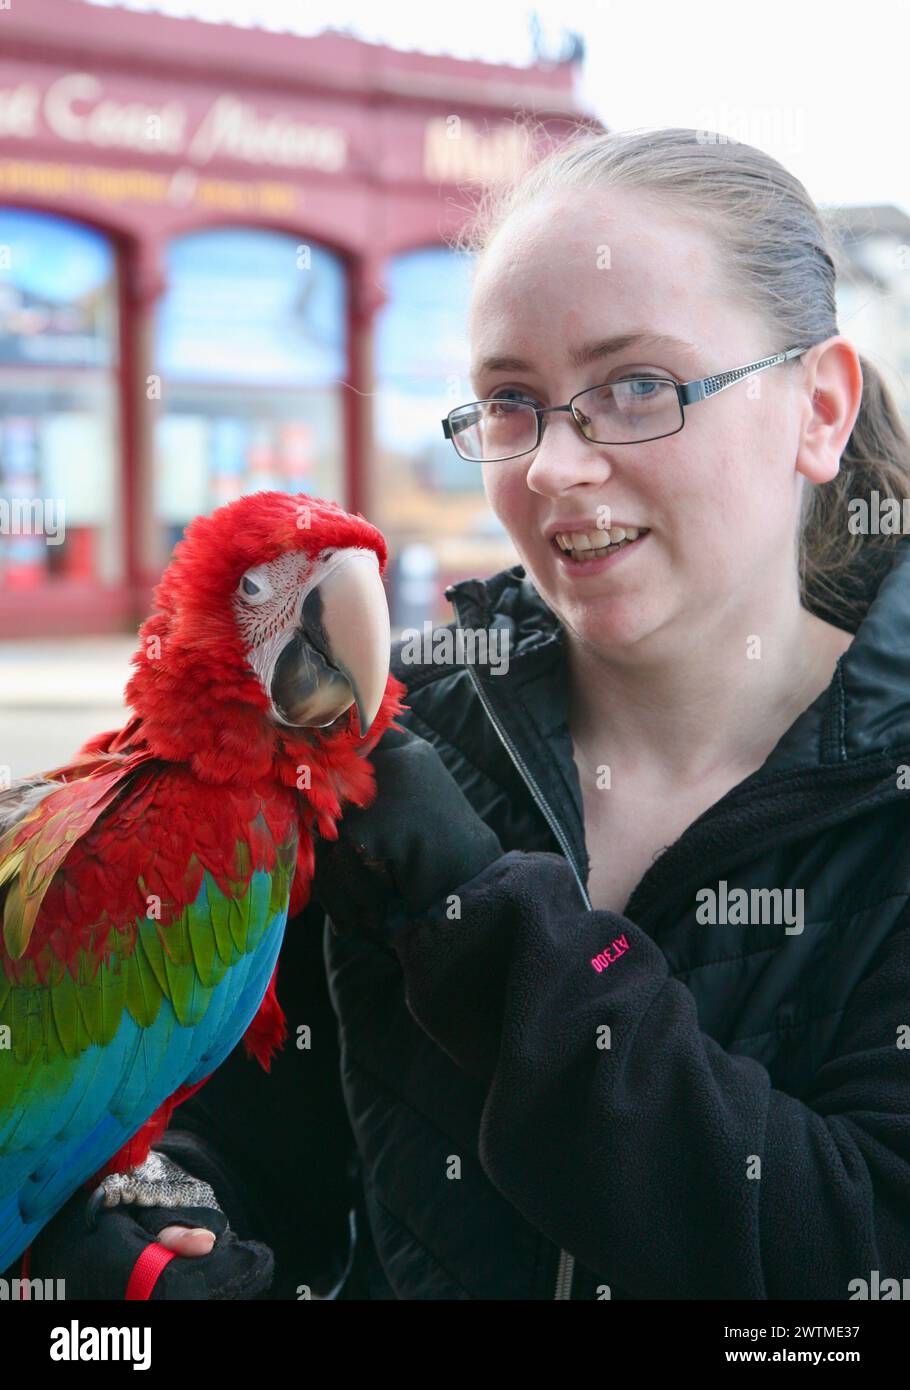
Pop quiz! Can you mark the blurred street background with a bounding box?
[2,0,910,769]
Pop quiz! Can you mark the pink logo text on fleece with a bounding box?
[591,934,630,973]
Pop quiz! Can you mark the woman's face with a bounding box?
[470,189,809,657]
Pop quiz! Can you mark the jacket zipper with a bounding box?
[554,1249,575,1299]
[450,606,592,915]
[450,595,588,1299]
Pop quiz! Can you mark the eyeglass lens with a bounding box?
[450,380,683,460]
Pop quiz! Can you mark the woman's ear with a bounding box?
[795,335,864,485]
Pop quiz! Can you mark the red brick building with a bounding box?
[0,0,596,635]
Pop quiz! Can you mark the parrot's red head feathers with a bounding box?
[153,491,389,614]
[124,492,406,794]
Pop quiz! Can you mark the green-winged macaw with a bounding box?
[0,490,406,1269]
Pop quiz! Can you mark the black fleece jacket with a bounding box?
[391,846,910,1298]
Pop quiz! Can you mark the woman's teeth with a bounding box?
[554,526,648,561]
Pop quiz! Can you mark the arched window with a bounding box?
[153,227,347,562]
[0,209,120,591]
[374,246,515,628]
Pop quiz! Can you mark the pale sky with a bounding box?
[84,0,909,217]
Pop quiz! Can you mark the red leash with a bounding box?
[124,1242,178,1299]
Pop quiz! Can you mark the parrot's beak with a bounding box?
[270,547,391,737]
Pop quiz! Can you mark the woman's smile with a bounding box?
[550,527,652,577]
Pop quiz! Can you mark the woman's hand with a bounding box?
[311,725,504,940]
[26,1147,274,1299]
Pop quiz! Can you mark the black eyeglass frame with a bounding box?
[440,346,810,461]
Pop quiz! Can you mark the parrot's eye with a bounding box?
[237,568,273,605]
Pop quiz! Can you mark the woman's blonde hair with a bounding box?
[452,125,910,632]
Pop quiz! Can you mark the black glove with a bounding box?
[26,1139,274,1300]
[311,724,503,944]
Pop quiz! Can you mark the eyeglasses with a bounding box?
[441,346,809,462]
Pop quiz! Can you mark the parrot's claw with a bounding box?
[86,1151,221,1231]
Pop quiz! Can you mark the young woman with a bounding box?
[28,126,910,1300]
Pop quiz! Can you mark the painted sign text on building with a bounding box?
[0,72,347,171]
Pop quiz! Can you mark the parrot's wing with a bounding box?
[0,778,59,840]
[0,756,153,961]
[0,720,156,959]
[0,764,297,1268]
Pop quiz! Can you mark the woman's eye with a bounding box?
[491,388,536,402]
[614,367,676,386]
[488,389,539,413]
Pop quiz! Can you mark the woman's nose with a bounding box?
[524,411,613,495]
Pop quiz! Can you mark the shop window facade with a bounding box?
[374,245,515,629]
[153,227,347,563]
[0,208,121,591]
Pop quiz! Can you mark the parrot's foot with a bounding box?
[86,1151,221,1231]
